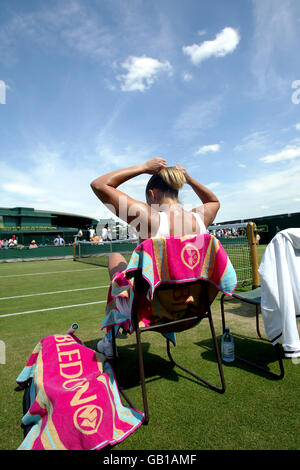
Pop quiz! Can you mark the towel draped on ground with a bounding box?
[16,334,144,450]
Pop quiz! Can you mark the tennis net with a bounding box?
[209,222,259,289]
[73,223,259,290]
[73,238,138,267]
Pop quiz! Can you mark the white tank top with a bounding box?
[154,211,206,237]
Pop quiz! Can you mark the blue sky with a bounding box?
[1,0,300,223]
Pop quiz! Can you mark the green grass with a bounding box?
[0,254,299,450]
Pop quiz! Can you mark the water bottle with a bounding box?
[66,323,79,335]
[221,326,235,362]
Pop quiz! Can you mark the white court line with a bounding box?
[0,285,110,300]
[0,267,103,278]
[0,300,107,318]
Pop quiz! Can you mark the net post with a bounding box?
[73,241,81,260]
[246,222,260,289]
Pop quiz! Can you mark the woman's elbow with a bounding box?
[90,178,98,189]
[90,179,104,198]
[90,178,103,192]
[211,200,221,220]
[91,179,111,205]
[210,198,220,213]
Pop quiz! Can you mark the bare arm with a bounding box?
[175,165,220,227]
[90,158,167,234]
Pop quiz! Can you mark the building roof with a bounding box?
[0,206,99,230]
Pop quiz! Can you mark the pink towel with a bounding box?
[16,334,144,450]
[102,234,237,336]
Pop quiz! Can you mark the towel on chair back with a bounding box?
[16,335,144,450]
[102,234,237,337]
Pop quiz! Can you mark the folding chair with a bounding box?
[220,289,284,379]
[221,287,265,340]
[108,234,237,423]
[219,222,285,379]
[112,275,226,424]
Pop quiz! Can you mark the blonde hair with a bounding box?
[145,166,186,200]
[159,167,186,190]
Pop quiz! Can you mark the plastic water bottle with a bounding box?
[66,323,79,335]
[221,326,235,362]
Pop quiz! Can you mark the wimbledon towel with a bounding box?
[16,334,144,450]
[102,234,237,338]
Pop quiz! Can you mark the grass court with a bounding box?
[0,251,299,450]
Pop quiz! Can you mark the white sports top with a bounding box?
[154,211,206,237]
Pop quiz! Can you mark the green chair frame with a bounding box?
[220,288,284,380]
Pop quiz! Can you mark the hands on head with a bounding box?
[143,158,189,179]
[91,157,219,230]
[143,157,167,174]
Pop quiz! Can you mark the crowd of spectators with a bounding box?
[0,234,69,249]
[0,226,248,251]
[0,235,18,249]
[208,227,246,238]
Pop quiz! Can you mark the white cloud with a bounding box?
[260,145,300,163]
[195,144,220,155]
[206,181,220,190]
[0,2,115,66]
[234,130,269,152]
[295,122,300,131]
[182,72,193,82]
[2,183,44,196]
[182,27,240,65]
[117,55,173,92]
[216,161,300,221]
[0,137,160,221]
[0,149,100,219]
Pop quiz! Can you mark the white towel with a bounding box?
[258,228,300,358]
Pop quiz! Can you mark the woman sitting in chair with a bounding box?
[90,157,220,357]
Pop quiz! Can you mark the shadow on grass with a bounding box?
[217,296,258,318]
[195,334,284,380]
[85,338,180,388]
[84,337,215,392]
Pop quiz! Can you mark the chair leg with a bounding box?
[255,305,269,341]
[220,294,226,333]
[135,328,150,424]
[166,312,226,394]
[255,304,262,338]
[222,293,268,342]
[110,327,140,413]
[220,296,284,379]
[208,310,226,393]
[111,326,118,360]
